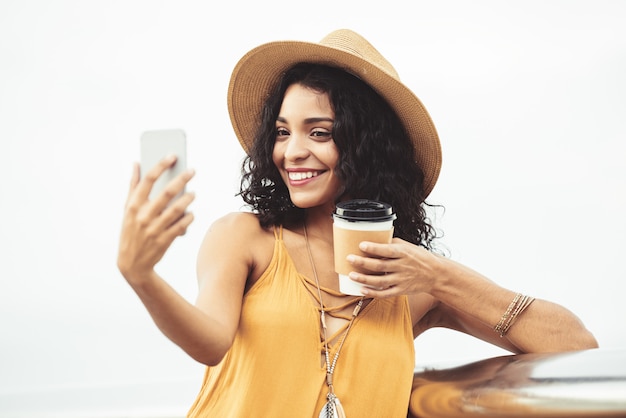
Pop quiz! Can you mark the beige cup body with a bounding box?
[333,218,394,295]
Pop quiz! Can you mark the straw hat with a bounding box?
[227,29,442,197]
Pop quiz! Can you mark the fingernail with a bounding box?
[346,254,356,263]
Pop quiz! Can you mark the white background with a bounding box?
[1,1,625,417]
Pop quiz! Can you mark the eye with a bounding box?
[310,129,332,141]
[276,127,290,139]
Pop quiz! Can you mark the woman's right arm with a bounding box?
[116,158,255,366]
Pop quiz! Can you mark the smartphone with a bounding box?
[140,129,187,202]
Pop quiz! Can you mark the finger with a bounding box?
[151,191,196,233]
[145,167,195,219]
[134,154,179,202]
[348,272,398,298]
[170,211,194,237]
[142,208,195,261]
[124,163,141,206]
[347,253,393,275]
[159,211,195,246]
[359,285,398,298]
[358,241,401,259]
[348,270,392,290]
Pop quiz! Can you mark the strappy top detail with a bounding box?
[187,225,415,418]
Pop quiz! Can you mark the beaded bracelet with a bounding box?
[494,293,535,337]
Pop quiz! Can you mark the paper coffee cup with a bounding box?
[333,199,396,295]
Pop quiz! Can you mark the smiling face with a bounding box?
[272,83,342,212]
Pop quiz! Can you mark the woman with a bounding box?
[117,29,597,417]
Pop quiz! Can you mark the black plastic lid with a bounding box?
[334,199,396,222]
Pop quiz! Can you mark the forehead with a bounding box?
[279,84,333,115]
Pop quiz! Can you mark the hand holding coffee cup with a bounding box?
[333,199,396,295]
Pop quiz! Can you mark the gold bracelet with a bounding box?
[494,293,535,337]
[500,295,535,336]
[494,293,522,336]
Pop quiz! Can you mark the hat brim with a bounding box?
[227,39,442,197]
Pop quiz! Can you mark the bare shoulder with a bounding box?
[199,212,271,258]
[197,212,275,287]
[207,211,266,235]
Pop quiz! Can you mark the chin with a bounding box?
[291,198,336,213]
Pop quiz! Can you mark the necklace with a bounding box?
[304,222,364,418]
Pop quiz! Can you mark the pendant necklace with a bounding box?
[304,222,364,418]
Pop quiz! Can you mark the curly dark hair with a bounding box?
[239,63,440,249]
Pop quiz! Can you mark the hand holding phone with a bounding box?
[118,128,194,287]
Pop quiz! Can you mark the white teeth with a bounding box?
[288,171,319,181]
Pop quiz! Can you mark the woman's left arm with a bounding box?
[346,238,598,353]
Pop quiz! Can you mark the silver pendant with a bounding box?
[319,394,346,418]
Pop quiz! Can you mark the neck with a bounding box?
[303,206,334,243]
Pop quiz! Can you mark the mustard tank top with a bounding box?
[187,226,415,417]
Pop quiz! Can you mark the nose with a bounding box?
[283,134,310,161]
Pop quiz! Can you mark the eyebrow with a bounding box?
[276,116,334,124]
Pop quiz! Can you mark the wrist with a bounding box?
[120,266,159,289]
[422,252,449,295]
